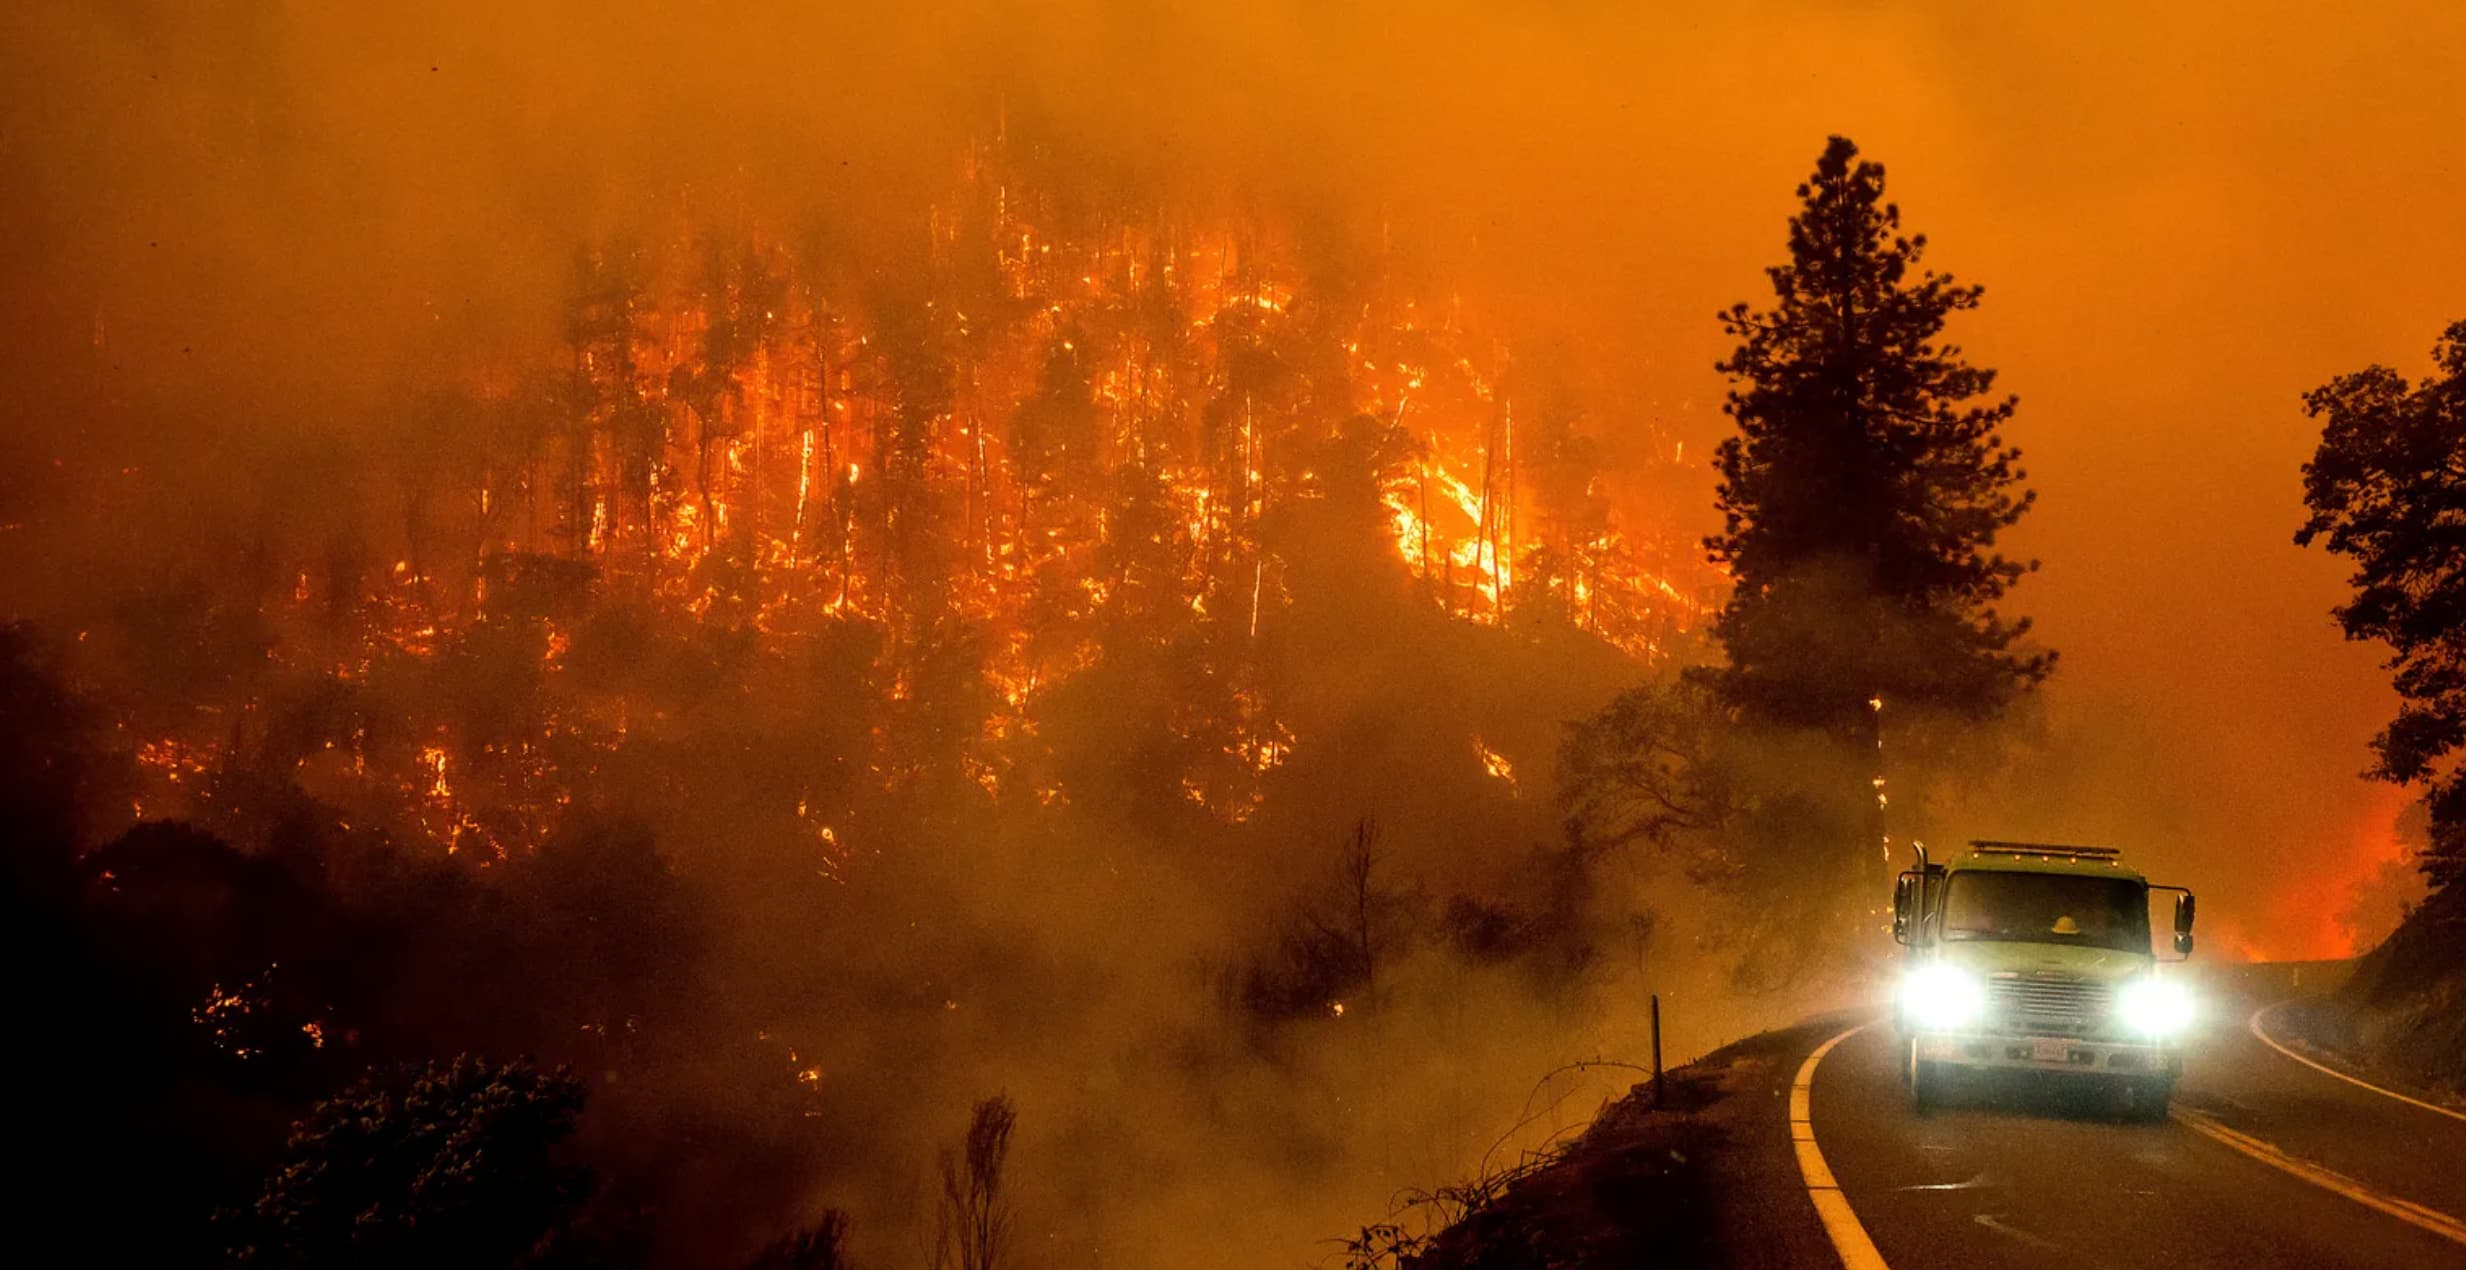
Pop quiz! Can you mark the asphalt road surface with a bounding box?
[1799,964,2466,1269]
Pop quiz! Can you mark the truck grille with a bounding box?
[1987,973,2112,1034]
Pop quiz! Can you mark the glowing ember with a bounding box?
[1474,740,1517,789]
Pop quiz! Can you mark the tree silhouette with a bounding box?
[227,1056,592,1270]
[932,1095,1015,1270]
[747,1210,855,1270]
[2297,320,2466,890]
[1707,136,2049,733]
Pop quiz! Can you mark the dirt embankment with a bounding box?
[2281,883,2466,1103]
[1382,1017,1851,1270]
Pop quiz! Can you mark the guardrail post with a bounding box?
[1651,992,1665,1106]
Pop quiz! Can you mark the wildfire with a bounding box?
[135,738,211,785]
[193,969,276,1060]
[90,134,1713,870]
[1474,739,1517,790]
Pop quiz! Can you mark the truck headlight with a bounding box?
[2117,977,2195,1037]
[1901,964,1986,1031]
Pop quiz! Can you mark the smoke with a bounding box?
[9,2,2460,954]
[7,2,2465,1264]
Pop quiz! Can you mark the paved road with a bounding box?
[1801,964,2466,1268]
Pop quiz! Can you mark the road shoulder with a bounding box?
[1405,1016,1856,1269]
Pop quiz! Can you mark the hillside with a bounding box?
[2287,882,2466,1101]
[1363,1020,1848,1270]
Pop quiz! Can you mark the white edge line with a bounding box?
[1792,1023,1890,1270]
[2249,1000,2466,1125]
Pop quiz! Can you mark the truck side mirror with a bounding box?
[2173,893,2196,957]
[1892,872,1916,944]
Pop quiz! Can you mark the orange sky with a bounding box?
[9,2,2463,956]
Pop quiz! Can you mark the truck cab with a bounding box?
[1892,840,2197,1120]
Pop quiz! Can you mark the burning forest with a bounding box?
[99,133,1716,861]
[14,4,2465,1269]
[6,122,1738,1267]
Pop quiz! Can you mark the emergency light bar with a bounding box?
[1967,839,2123,861]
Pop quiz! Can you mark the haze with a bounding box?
[11,1,2452,954]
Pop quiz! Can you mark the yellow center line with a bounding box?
[1793,1024,1890,1270]
[2172,1106,2466,1248]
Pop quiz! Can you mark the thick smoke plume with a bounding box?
[7,3,2463,1265]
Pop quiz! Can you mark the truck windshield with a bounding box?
[1940,872,2150,953]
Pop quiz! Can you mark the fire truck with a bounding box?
[1892,840,2198,1120]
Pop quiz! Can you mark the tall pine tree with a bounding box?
[1707,136,2050,733]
